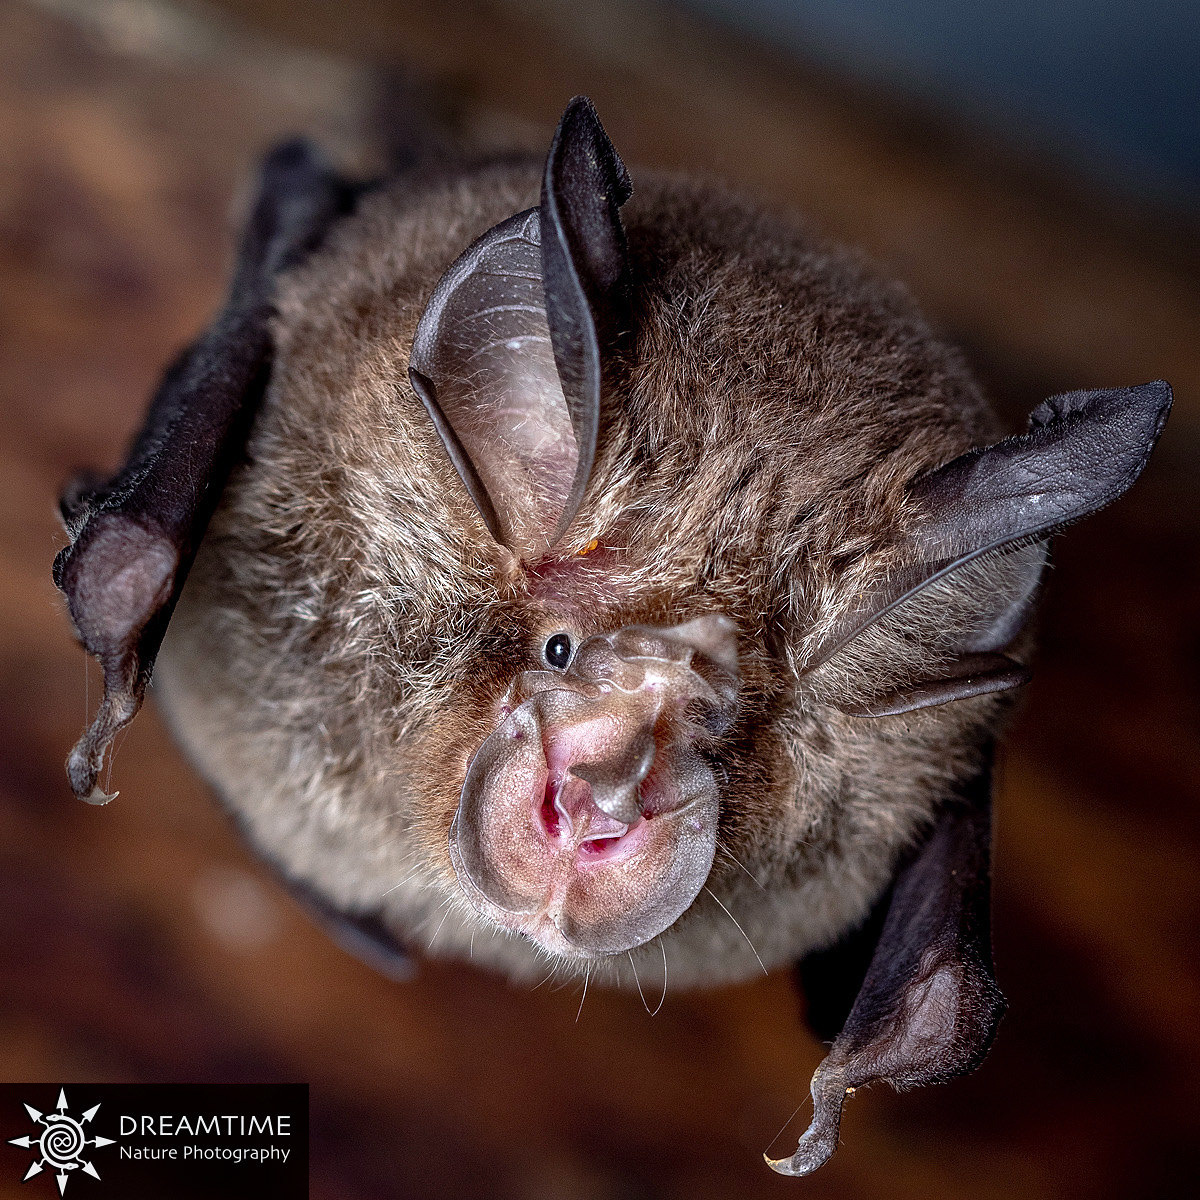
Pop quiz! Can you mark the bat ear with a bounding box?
[53,140,354,804]
[771,748,1004,1176]
[409,95,632,556]
[810,382,1172,713]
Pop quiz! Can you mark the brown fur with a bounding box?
[155,159,1017,988]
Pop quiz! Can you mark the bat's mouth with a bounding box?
[446,617,739,959]
[538,773,646,862]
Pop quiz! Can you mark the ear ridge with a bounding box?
[540,96,633,546]
[407,368,504,543]
[409,97,632,556]
[803,381,1172,686]
[54,140,354,803]
[409,207,575,554]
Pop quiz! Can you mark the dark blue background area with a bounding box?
[682,0,1200,208]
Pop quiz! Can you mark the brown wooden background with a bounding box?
[1,2,1197,1197]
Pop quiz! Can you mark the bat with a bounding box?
[53,97,1171,1175]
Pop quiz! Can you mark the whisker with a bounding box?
[427,905,452,950]
[380,865,426,899]
[704,886,767,975]
[628,950,653,1016]
[718,843,766,891]
[411,894,453,938]
[576,963,591,1023]
[380,877,412,900]
[649,940,668,1017]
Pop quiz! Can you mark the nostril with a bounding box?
[540,786,563,839]
[540,777,576,842]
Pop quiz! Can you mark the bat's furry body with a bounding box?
[158,160,1010,987]
[54,102,1169,1174]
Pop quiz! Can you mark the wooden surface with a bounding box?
[1,2,1197,1197]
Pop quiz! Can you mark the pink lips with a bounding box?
[538,771,648,863]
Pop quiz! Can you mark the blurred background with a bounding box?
[1,1,1197,1197]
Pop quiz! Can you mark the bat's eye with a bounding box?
[543,632,573,669]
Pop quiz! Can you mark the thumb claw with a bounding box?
[81,786,118,806]
[763,1064,850,1177]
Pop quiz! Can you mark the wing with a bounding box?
[284,875,414,983]
[772,747,1004,1176]
[776,381,1172,1173]
[53,140,355,803]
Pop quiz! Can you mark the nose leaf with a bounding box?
[569,726,656,823]
[449,613,743,956]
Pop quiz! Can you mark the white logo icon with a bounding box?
[8,1090,115,1195]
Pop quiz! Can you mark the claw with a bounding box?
[764,1065,851,1177]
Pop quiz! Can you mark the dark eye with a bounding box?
[543,632,573,669]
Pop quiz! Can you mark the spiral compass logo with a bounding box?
[7,1090,115,1195]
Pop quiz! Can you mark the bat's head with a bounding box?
[396,111,735,956]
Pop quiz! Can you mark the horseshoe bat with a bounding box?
[52,98,1171,1175]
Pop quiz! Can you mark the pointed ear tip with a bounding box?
[554,95,597,137]
[1122,378,1173,413]
[555,95,629,185]
[1144,378,1174,419]
[1093,378,1173,426]
[561,95,610,132]
[1120,379,1173,451]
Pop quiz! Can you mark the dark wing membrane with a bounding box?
[53,140,354,803]
[283,875,414,984]
[771,747,1005,1176]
